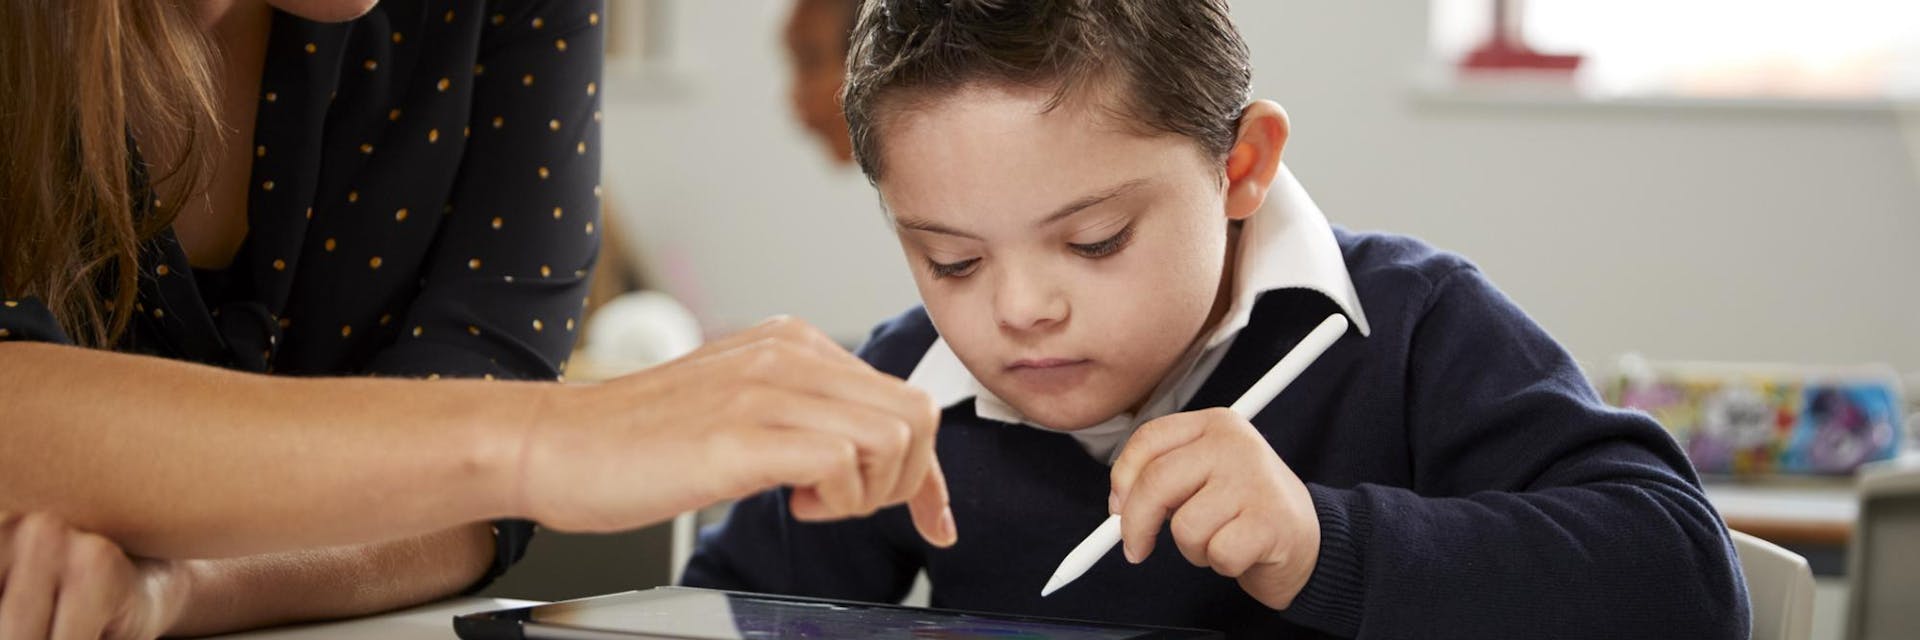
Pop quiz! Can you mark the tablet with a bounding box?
[453,587,1221,639]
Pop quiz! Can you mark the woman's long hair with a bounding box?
[0,0,223,346]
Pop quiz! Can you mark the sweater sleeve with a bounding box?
[1282,265,1750,639]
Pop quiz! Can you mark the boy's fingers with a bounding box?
[1206,515,1268,578]
[1169,485,1240,569]
[1118,447,1211,564]
[904,457,957,548]
[1110,413,1207,507]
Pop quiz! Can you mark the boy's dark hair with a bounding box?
[842,0,1252,182]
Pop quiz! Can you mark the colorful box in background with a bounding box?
[1602,357,1906,477]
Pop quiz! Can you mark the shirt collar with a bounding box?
[905,164,1371,418]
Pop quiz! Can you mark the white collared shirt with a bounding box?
[904,165,1372,463]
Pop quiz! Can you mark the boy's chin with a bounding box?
[1005,395,1131,432]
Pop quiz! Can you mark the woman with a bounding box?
[0,0,953,637]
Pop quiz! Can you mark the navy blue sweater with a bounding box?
[684,230,1749,639]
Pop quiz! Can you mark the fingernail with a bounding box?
[938,508,958,546]
[1123,543,1141,564]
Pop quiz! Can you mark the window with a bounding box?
[1430,0,1920,102]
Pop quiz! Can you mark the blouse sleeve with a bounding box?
[363,0,605,383]
[0,294,75,346]
[356,0,605,594]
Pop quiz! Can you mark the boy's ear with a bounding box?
[1223,100,1290,222]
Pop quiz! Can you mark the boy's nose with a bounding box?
[994,275,1068,333]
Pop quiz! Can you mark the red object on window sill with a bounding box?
[1459,0,1583,73]
[1462,41,1582,72]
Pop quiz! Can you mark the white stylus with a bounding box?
[1040,313,1350,597]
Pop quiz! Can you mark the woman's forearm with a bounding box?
[2,316,960,559]
[0,342,533,559]
[165,522,496,637]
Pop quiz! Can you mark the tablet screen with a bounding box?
[458,587,1217,640]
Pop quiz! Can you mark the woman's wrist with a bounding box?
[451,378,564,524]
[261,373,561,533]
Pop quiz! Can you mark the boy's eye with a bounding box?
[1069,225,1133,258]
[928,257,980,279]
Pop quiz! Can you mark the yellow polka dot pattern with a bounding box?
[0,3,608,381]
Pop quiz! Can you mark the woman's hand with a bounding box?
[516,317,957,547]
[0,512,189,640]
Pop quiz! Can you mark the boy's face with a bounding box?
[877,83,1236,431]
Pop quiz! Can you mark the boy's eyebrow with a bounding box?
[894,217,981,240]
[1037,178,1147,227]
[893,178,1149,240]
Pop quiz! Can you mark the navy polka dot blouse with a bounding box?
[0,0,605,589]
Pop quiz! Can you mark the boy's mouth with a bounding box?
[1006,357,1088,370]
[1003,358,1094,393]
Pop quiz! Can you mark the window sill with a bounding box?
[1409,63,1919,117]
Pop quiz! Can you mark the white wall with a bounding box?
[600,1,918,343]
[601,1,1920,372]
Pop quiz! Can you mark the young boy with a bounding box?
[685,1,1749,637]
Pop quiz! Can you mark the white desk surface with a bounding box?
[201,459,1910,636]
[212,597,541,640]
[1704,483,1858,524]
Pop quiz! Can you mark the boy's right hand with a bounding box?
[515,317,957,547]
[1108,407,1319,610]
